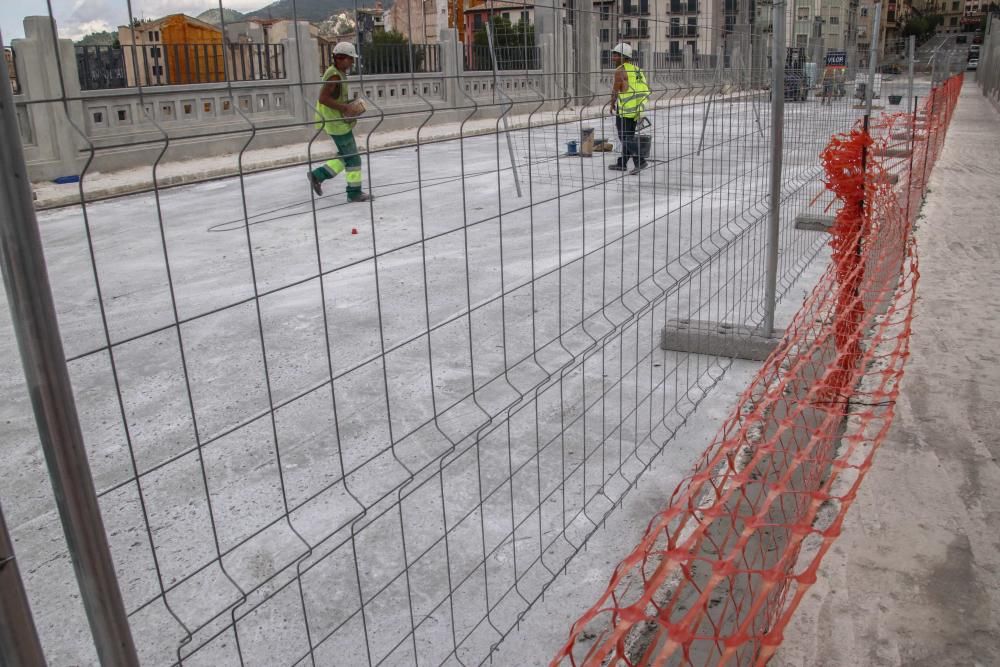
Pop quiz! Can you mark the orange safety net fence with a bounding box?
[552,73,963,667]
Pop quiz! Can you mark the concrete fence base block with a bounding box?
[877,148,913,158]
[794,214,835,232]
[660,320,784,362]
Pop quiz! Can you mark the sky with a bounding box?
[0,0,265,43]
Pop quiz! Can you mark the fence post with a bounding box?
[439,27,461,108]
[863,2,881,115]
[0,499,46,666]
[763,0,786,337]
[907,34,915,115]
[0,30,140,667]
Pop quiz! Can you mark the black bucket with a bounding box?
[638,135,652,160]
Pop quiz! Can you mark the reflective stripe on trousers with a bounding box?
[312,131,363,193]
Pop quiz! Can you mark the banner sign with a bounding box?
[826,51,847,66]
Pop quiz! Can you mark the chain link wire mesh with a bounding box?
[0,1,960,665]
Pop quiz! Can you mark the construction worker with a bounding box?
[308,41,372,202]
[820,65,835,106]
[609,42,651,175]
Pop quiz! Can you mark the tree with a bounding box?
[472,16,534,49]
[76,30,119,47]
[360,31,425,74]
[471,16,535,70]
[372,29,408,45]
[901,14,943,44]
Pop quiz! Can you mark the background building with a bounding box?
[387,0,441,43]
[117,14,224,85]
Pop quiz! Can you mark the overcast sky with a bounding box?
[1,0,265,43]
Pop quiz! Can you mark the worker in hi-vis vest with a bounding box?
[308,42,372,202]
[608,42,651,175]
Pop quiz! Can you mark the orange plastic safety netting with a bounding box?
[552,73,963,667]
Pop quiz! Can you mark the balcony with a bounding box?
[622,0,651,15]
[622,28,651,38]
[669,0,699,13]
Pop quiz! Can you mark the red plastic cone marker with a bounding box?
[351,228,358,235]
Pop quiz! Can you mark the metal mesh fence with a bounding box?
[979,14,1000,105]
[0,2,958,666]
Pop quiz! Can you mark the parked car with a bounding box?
[956,35,968,45]
[968,58,979,71]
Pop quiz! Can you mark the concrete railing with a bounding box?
[11,14,725,182]
[12,16,558,181]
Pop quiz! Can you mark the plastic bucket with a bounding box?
[638,135,652,160]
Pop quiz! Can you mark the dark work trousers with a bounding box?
[616,115,640,168]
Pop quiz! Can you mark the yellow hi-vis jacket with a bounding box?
[617,62,650,119]
[314,66,357,136]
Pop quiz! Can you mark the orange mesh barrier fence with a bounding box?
[552,73,964,667]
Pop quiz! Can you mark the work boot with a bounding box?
[308,171,323,196]
[629,161,650,175]
[348,192,374,203]
[608,161,627,171]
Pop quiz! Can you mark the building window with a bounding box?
[670,17,681,37]
[950,16,958,24]
[797,7,810,19]
[687,0,697,12]
[669,40,681,56]
[725,0,738,11]
[860,6,868,15]
[639,19,649,36]
[502,12,510,20]
[150,46,161,57]
[796,33,808,46]
[671,0,682,13]
[600,28,610,41]
[151,65,163,76]
[600,4,611,20]
[952,1,959,9]
[687,17,697,35]
[601,49,612,67]
[521,10,529,22]
[830,16,839,24]
[473,13,483,28]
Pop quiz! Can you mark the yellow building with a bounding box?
[118,14,225,85]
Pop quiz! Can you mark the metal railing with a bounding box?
[322,42,442,75]
[75,43,287,90]
[463,44,540,71]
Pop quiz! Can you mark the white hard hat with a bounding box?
[611,42,633,59]
[332,42,359,59]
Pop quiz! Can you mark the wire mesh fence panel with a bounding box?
[553,73,964,667]
[0,1,961,666]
